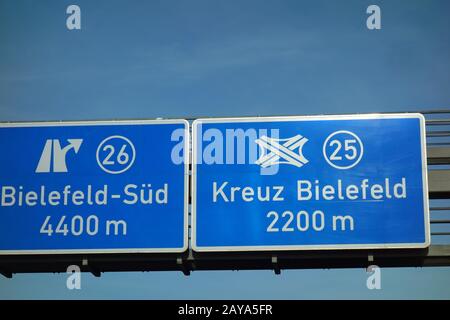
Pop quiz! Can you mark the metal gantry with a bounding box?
[1,110,450,278]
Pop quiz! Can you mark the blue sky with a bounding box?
[0,0,450,299]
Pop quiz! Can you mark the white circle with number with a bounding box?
[96,135,136,174]
[323,130,363,170]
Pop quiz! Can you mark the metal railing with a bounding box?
[424,110,450,244]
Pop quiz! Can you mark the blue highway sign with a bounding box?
[0,120,188,254]
[192,114,430,252]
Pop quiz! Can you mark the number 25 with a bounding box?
[329,139,357,160]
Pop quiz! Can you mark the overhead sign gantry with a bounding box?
[1,112,444,277]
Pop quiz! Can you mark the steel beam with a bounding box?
[427,147,450,165]
[428,170,450,199]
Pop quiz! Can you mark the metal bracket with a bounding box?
[177,257,190,276]
[366,253,375,271]
[82,258,101,277]
[0,268,12,279]
[272,256,281,275]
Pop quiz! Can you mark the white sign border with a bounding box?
[0,119,190,255]
[191,113,430,252]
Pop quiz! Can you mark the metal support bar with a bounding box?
[0,268,12,279]
[427,147,450,165]
[426,119,450,125]
[82,258,101,277]
[272,256,281,275]
[427,131,450,137]
[428,170,450,199]
[177,257,190,276]
[188,245,450,271]
[431,207,450,211]
[89,268,101,277]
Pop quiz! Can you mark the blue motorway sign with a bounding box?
[192,114,430,251]
[0,120,188,254]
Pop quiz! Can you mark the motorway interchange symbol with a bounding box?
[255,134,309,168]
